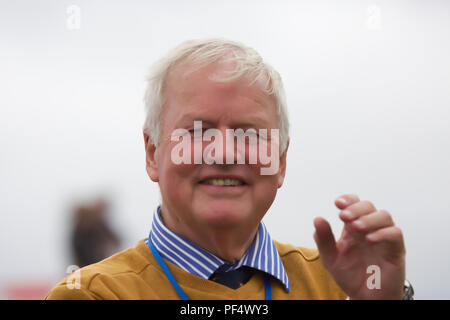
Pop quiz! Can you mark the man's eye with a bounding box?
[189,128,205,133]
[234,129,259,138]
[188,128,208,139]
[259,133,268,141]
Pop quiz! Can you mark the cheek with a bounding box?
[160,163,194,188]
[157,146,197,195]
[251,176,279,211]
[159,166,195,208]
[242,140,280,174]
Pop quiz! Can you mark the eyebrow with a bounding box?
[175,112,273,129]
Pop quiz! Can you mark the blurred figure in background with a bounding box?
[71,198,120,268]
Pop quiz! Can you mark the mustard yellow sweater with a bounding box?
[46,239,347,300]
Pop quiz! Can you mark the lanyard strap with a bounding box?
[264,272,272,300]
[148,237,189,300]
[148,237,272,300]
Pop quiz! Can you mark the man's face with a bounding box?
[144,61,288,238]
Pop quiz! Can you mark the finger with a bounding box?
[335,194,360,210]
[351,209,395,233]
[366,226,405,252]
[313,217,338,266]
[339,200,377,222]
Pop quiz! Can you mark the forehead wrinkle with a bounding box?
[163,62,279,130]
[172,110,274,133]
[166,95,277,131]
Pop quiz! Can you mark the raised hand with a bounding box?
[313,194,406,299]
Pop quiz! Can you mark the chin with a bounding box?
[196,204,251,228]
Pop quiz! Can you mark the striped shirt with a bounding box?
[146,205,290,292]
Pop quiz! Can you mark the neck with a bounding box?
[200,227,258,263]
[160,208,258,263]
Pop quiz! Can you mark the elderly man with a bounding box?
[46,38,411,300]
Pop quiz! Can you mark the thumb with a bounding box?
[313,217,338,267]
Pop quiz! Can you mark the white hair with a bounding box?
[143,38,290,153]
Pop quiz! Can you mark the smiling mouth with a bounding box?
[199,178,246,186]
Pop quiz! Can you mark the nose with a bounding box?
[202,127,244,165]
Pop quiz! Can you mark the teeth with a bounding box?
[203,178,244,186]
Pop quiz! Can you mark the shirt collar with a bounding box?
[147,205,290,292]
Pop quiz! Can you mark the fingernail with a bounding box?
[337,197,347,205]
[352,220,365,229]
[341,210,353,219]
[366,233,379,241]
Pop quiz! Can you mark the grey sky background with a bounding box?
[0,0,449,299]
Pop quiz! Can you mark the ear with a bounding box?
[143,130,159,182]
[277,139,289,188]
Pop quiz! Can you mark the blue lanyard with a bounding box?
[148,237,272,300]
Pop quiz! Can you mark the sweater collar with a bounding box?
[147,205,290,292]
